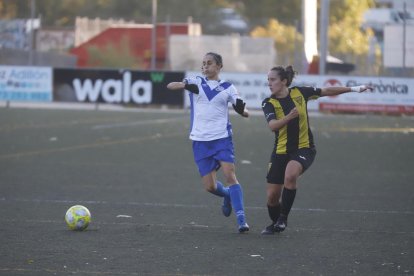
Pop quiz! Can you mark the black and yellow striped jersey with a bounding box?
[262,86,321,154]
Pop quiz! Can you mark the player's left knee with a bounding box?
[224,174,237,184]
[284,173,298,186]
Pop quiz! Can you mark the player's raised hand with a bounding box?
[350,85,374,93]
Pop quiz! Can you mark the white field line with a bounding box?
[0,132,183,159]
[0,100,385,117]
[0,267,163,276]
[1,197,412,215]
[91,117,185,130]
[0,217,412,235]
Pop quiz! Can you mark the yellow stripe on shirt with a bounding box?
[290,88,310,149]
[269,98,288,154]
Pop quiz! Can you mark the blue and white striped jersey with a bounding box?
[185,76,240,141]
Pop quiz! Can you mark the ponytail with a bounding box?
[270,65,297,86]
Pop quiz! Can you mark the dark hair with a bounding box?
[270,65,297,86]
[205,52,223,68]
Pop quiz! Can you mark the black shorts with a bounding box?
[266,148,316,184]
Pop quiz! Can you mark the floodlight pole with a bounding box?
[165,14,171,70]
[28,0,36,65]
[150,0,157,70]
[403,1,407,72]
[319,0,329,75]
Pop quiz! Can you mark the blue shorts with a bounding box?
[192,137,235,177]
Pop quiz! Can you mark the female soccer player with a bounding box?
[261,65,372,235]
[166,52,250,233]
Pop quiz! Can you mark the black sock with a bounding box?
[267,204,281,222]
[280,188,297,218]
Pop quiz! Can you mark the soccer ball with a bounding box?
[65,205,91,231]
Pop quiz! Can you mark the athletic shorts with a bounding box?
[267,147,316,184]
[192,137,235,177]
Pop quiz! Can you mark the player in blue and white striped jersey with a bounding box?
[167,52,249,233]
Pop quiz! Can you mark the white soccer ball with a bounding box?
[65,205,91,231]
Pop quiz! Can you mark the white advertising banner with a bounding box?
[293,75,414,114]
[0,66,52,102]
[184,71,270,109]
[185,71,414,114]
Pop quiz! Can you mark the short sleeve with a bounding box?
[262,98,276,122]
[228,84,239,105]
[297,86,321,101]
[184,77,201,86]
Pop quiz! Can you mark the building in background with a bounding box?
[370,0,414,73]
[203,8,249,35]
[0,18,76,67]
[36,28,74,53]
[70,17,201,69]
[169,34,275,73]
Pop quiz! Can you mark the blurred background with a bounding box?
[1,0,413,77]
[1,0,413,115]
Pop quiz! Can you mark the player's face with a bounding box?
[202,55,221,80]
[267,70,287,96]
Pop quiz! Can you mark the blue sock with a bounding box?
[209,181,229,198]
[229,184,246,225]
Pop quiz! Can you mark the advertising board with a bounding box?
[0,66,52,102]
[53,68,185,106]
[185,71,414,114]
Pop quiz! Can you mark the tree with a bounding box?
[328,0,377,74]
[1,0,382,75]
[0,0,28,19]
[242,0,302,26]
[87,35,144,69]
[250,18,303,67]
[250,0,378,75]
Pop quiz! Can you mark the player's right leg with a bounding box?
[221,161,249,233]
[193,140,233,217]
[274,160,302,232]
[261,184,283,235]
[201,171,232,217]
[261,152,288,235]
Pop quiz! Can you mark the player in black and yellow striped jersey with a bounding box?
[261,65,373,235]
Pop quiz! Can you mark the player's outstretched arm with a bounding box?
[321,85,373,97]
[167,81,199,94]
[167,82,185,90]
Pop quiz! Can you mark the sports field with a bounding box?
[0,105,413,275]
